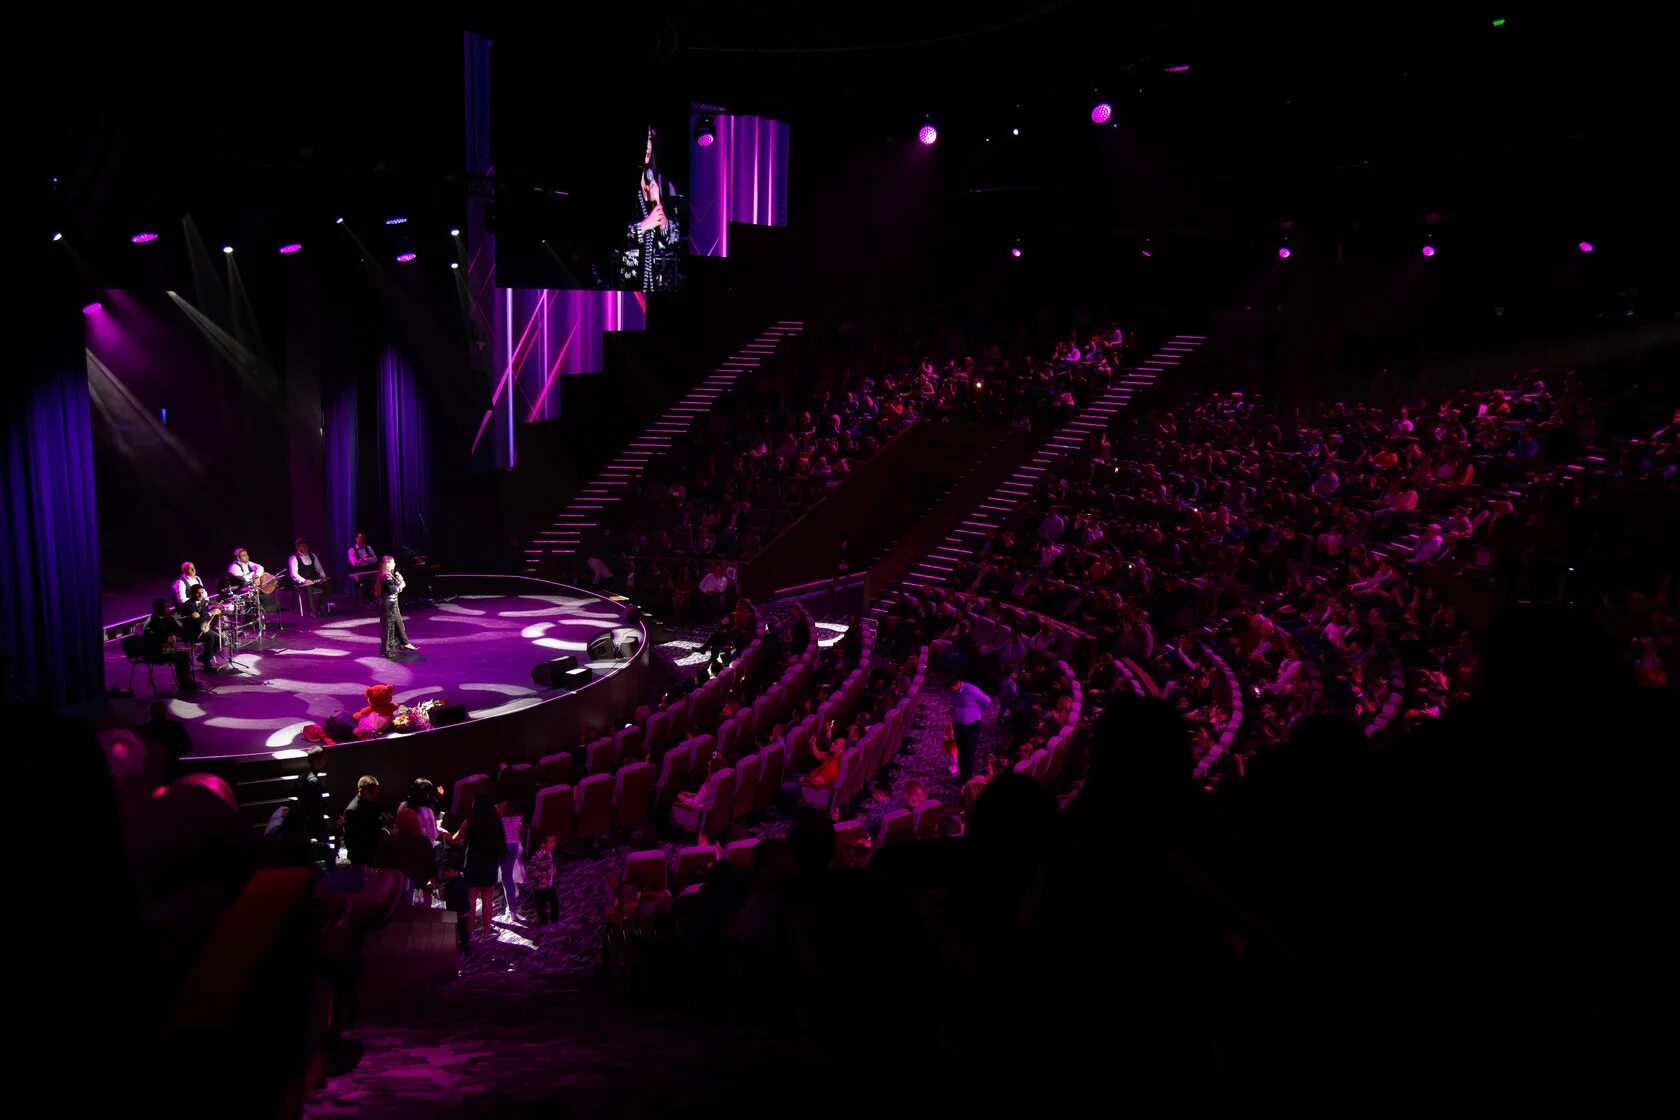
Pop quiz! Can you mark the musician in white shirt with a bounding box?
[172,562,204,605]
[346,531,379,599]
[227,547,267,588]
[289,538,330,616]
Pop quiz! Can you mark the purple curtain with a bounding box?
[325,381,358,570]
[1,339,103,705]
[378,347,431,550]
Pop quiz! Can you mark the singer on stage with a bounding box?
[376,555,419,658]
[621,126,683,292]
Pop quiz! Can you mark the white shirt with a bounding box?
[347,543,377,568]
[228,559,264,583]
[173,575,203,604]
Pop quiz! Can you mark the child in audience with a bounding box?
[526,832,558,926]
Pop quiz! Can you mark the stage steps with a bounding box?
[522,320,805,576]
[861,333,1206,623]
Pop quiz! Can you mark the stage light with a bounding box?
[1164,64,1191,73]
[1577,240,1594,253]
[450,228,460,236]
[1011,127,1020,136]
[385,217,408,225]
[1491,18,1506,27]
[1277,247,1291,259]
[278,243,303,254]
[51,232,62,242]
[1421,244,1436,257]
[131,232,159,244]
[395,252,417,263]
[450,262,459,270]
[222,245,234,254]
[82,301,102,314]
[918,124,938,146]
[334,217,345,225]
[694,116,716,147]
[1011,246,1022,258]
[1141,249,1152,258]
[1091,102,1112,124]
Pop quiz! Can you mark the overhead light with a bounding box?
[1010,246,1022,258]
[278,243,303,254]
[918,124,938,146]
[385,217,408,225]
[1577,240,1594,253]
[395,252,417,263]
[1164,64,1192,73]
[334,216,345,224]
[222,245,234,254]
[449,262,459,270]
[51,232,63,242]
[694,116,716,147]
[82,301,102,315]
[1421,244,1436,258]
[1277,247,1292,259]
[132,232,160,244]
[1091,102,1112,124]
[450,228,460,236]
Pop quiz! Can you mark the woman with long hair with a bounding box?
[450,794,508,939]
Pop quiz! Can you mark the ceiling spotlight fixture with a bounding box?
[222,245,234,254]
[385,217,408,225]
[1164,64,1192,73]
[1011,127,1020,136]
[278,243,303,254]
[450,262,459,270]
[694,115,716,147]
[334,216,345,225]
[82,301,102,315]
[51,232,63,242]
[131,232,160,244]
[1091,102,1113,124]
[1277,247,1292,259]
[1010,246,1022,258]
[1141,249,1152,258]
[1577,240,1594,253]
[918,124,938,146]
[1421,244,1436,258]
[395,252,417,263]
[450,228,460,236]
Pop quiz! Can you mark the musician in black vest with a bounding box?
[289,538,330,617]
[143,598,198,691]
[176,584,224,669]
[375,555,419,657]
[346,531,379,600]
[227,546,278,610]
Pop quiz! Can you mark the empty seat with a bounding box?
[724,838,759,872]
[612,761,656,829]
[876,808,913,848]
[756,740,787,810]
[573,773,615,842]
[646,709,672,752]
[1029,748,1051,784]
[911,800,945,838]
[613,722,645,763]
[532,783,575,846]
[673,845,717,889]
[832,819,866,865]
[731,753,762,821]
[451,773,494,820]
[585,736,618,775]
[624,849,668,896]
[653,740,698,815]
[536,751,577,788]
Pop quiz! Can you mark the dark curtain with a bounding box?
[378,346,432,551]
[326,381,359,571]
[2,332,103,705]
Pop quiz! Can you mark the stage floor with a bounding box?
[96,591,635,758]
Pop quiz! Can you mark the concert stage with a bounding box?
[94,575,648,800]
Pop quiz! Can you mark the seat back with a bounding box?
[573,774,615,842]
[624,849,668,895]
[646,709,672,752]
[756,740,786,810]
[673,845,717,889]
[832,819,866,866]
[911,800,945,839]
[876,808,913,848]
[612,762,656,829]
[731,753,762,821]
[121,634,146,661]
[585,736,617,775]
[724,838,759,872]
[1030,748,1051,784]
[706,768,737,833]
[654,741,696,813]
[613,722,645,763]
[532,784,575,845]
[451,773,494,820]
[536,751,577,788]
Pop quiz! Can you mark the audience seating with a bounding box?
[573,774,615,842]
[532,784,576,845]
[611,762,656,829]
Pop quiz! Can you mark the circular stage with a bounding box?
[98,575,647,764]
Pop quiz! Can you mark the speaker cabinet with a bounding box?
[430,702,468,727]
[531,656,580,688]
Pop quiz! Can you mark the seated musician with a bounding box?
[176,584,224,669]
[143,598,199,692]
[227,546,278,608]
[289,538,330,616]
[172,562,204,605]
[346,531,379,598]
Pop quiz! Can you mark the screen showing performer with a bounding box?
[616,127,685,293]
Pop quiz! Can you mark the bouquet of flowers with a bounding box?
[392,697,449,734]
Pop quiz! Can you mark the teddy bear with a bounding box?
[353,683,398,739]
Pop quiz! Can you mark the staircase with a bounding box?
[523,320,805,574]
[865,333,1207,622]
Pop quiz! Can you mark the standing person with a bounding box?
[375,555,418,657]
[341,775,385,868]
[496,794,526,919]
[398,777,442,841]
[141,598,198,692]
[450,794,508,940]
[345,531,379,600]
[525,833,558,926]
[289,539,330,617]
[946,676,992,782]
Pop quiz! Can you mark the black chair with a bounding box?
[121,633,158,695]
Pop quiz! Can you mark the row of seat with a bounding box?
[799,645,933,814]
[1008,658,1080,788]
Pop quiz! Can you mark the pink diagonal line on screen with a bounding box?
[492,290,549,407]
[470,408,494,455]
[634,291,646,314]
[526,320,580,423]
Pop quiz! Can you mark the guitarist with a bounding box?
[288,538,330,617]
[227,546,279,608]
[176,585,224,670]
[143,598,198,691]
